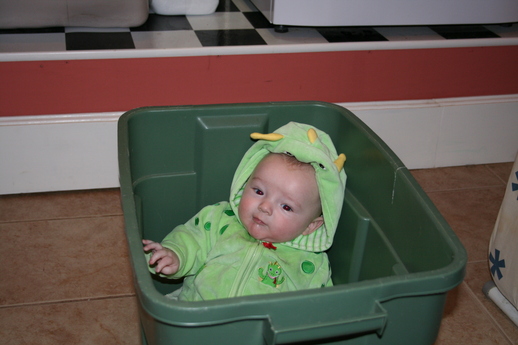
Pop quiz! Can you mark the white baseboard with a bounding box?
[338,94,518,170]
[0,113,122,195]
[1,95,517,195]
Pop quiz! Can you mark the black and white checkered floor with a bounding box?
[1,0,517,53]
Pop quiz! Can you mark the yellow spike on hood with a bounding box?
[307,128,318,143]
[250,133,284,141]
[334,153,346,172]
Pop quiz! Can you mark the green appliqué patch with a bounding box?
[259,262,285,288]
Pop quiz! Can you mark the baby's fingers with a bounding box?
[148,249,168,266]
[158,264,177,276]
[155,256,174,274]
[142,240,163,253]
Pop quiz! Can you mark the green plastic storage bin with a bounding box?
[118,102,467,345]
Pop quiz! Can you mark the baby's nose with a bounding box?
[258,201,272,215]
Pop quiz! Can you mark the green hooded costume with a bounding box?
[147,122,346,301]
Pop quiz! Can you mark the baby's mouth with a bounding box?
[253,216,266,226]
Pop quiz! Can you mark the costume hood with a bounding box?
[230,122,346,252]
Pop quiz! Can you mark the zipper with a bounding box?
[228,241,262,297]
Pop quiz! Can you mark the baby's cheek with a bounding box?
[238,198,252,215]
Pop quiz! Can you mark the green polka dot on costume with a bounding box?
[204,222,211,231]
[224,209,235,217]
[301,261,315,274]
[195,218,199,226]
[220,224,229,234]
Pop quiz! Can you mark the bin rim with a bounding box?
[131,261,466,327]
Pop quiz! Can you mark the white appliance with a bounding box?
[250,0,518,27]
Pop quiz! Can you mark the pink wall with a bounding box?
[1,45,517,116]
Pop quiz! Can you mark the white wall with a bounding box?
[1,94,517,195]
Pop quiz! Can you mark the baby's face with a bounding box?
[238,153,323,243]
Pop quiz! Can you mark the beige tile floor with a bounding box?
[0,163,517,344]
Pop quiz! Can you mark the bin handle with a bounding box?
[263,301,387,345]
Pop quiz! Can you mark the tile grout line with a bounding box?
[423,184,506,194]
[0,293,137,310]
[468,259,490,264]
[483,164,511,185]
[462,280,516,344]
[0,213,124,225]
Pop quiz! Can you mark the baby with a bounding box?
[143,122,346,301]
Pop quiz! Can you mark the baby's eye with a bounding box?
[254,188,264,196]
[282,204,292,212]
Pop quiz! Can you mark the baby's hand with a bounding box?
[142,239,180,275]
